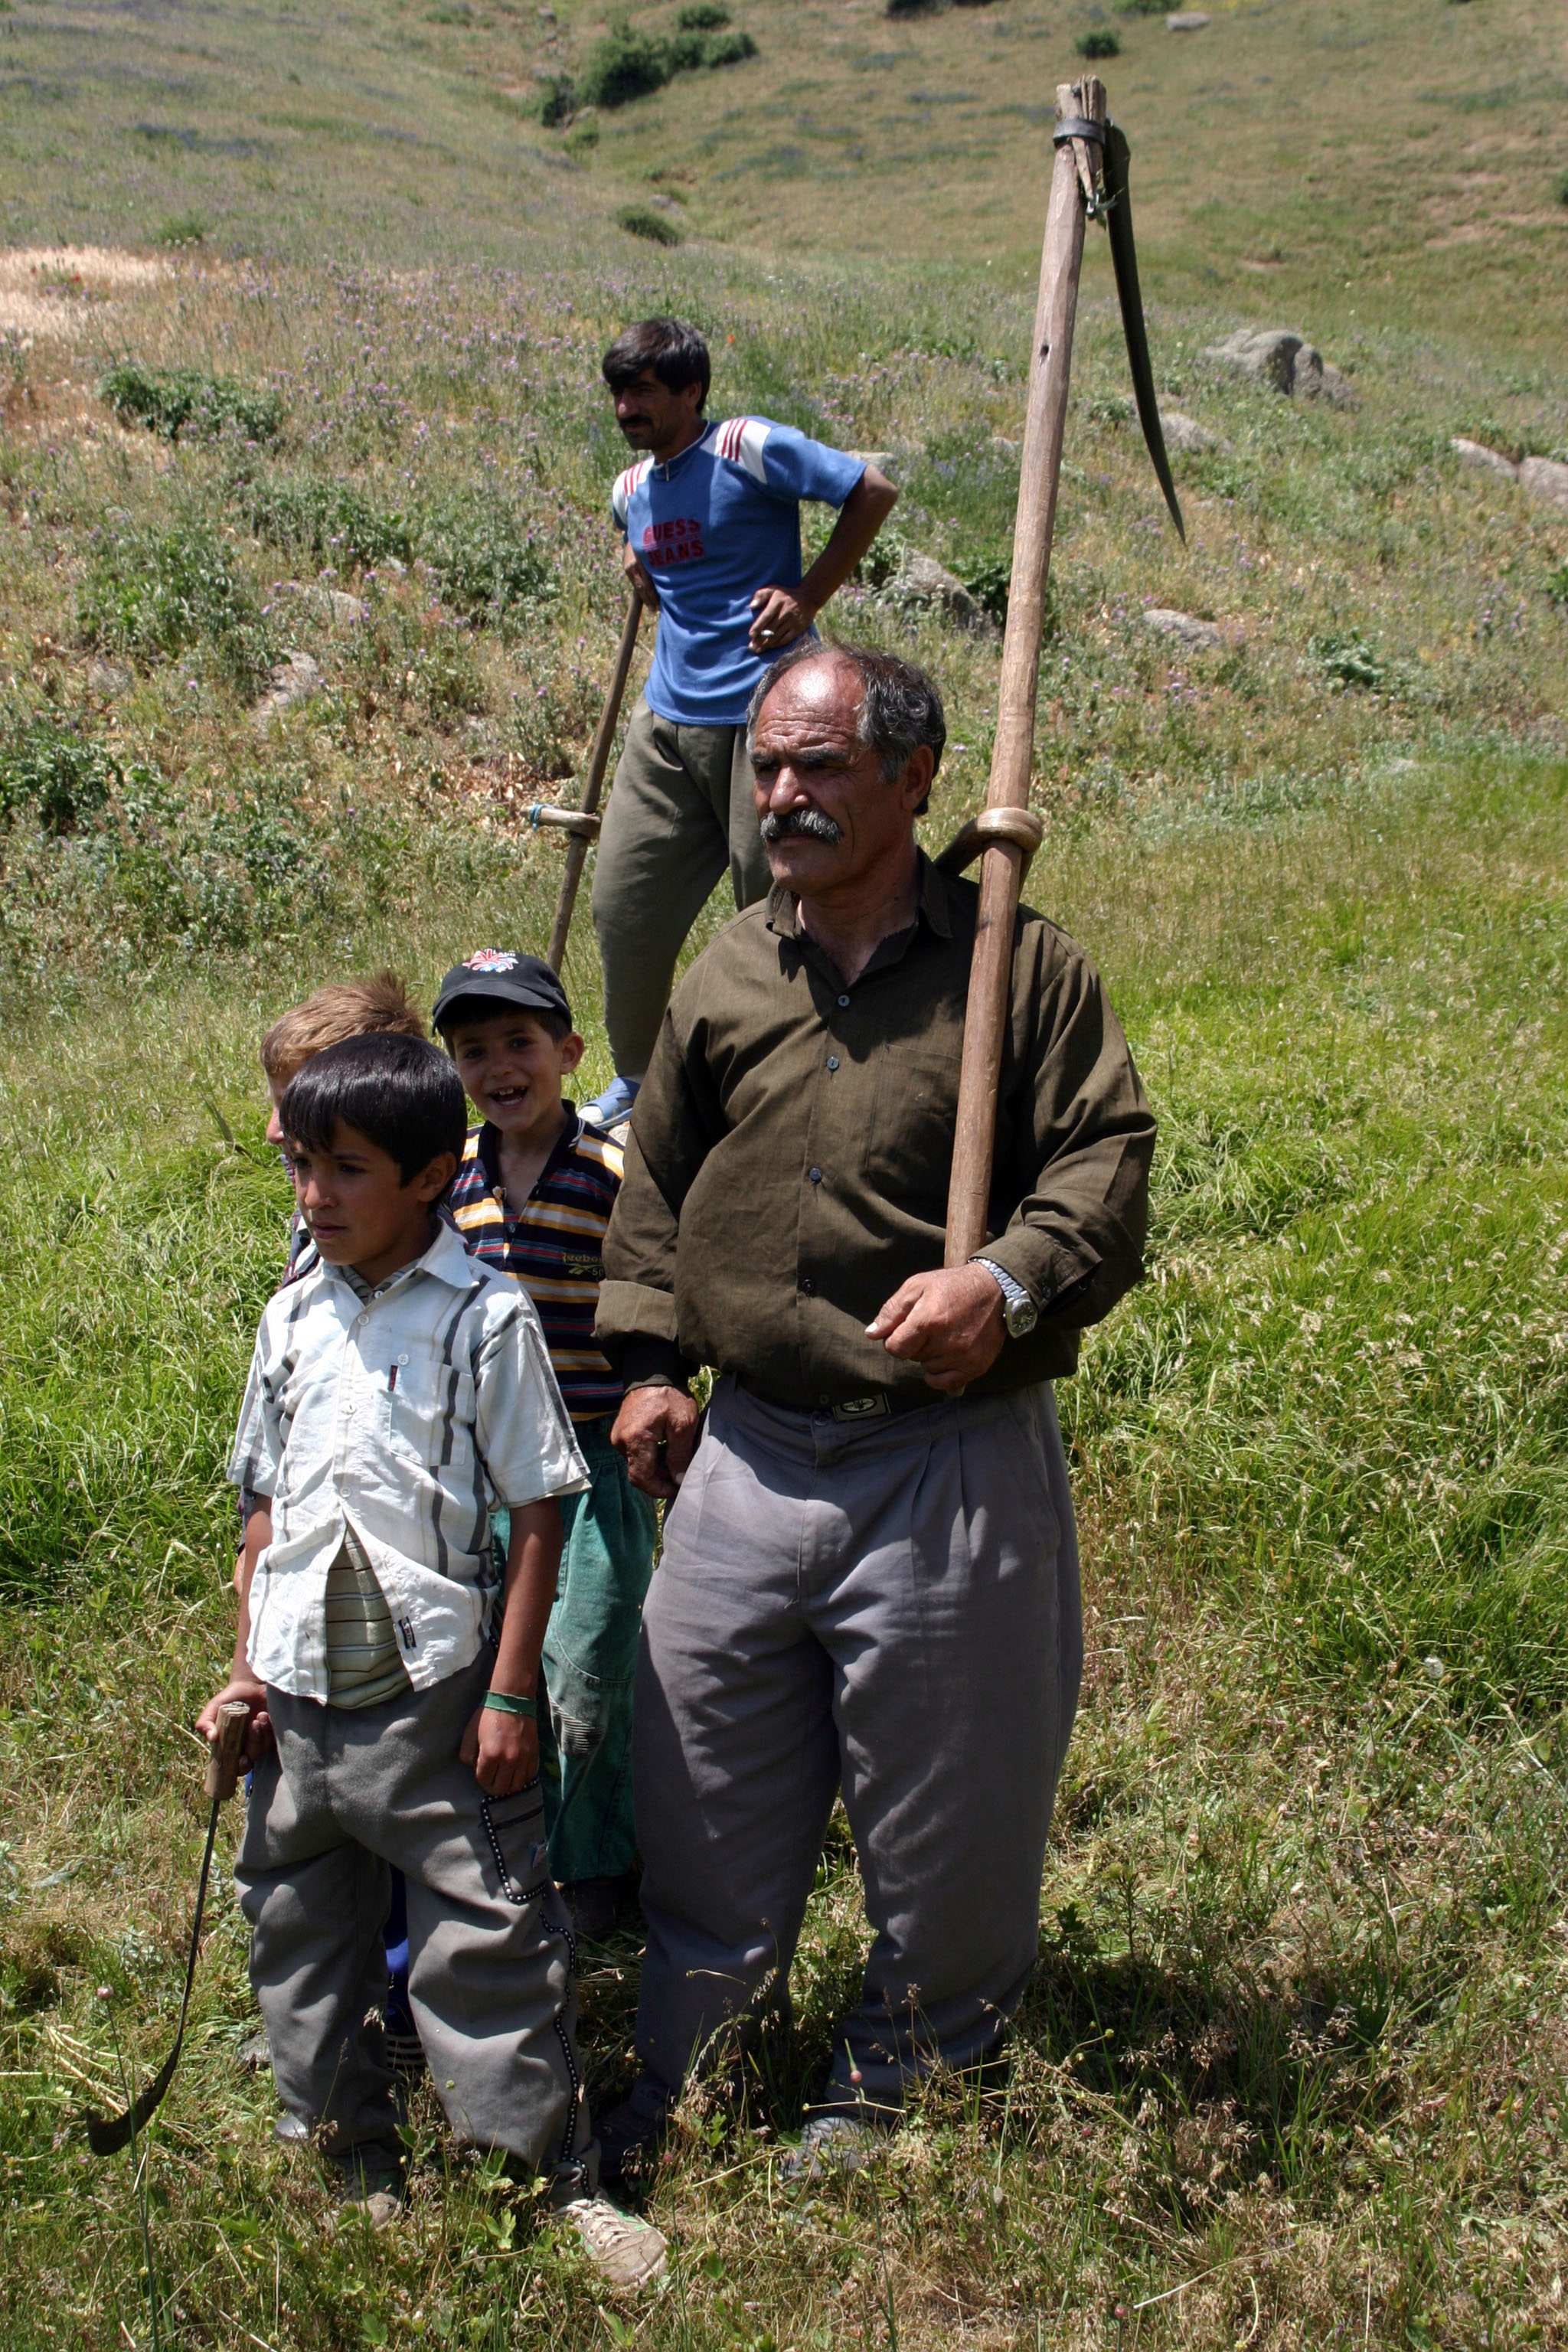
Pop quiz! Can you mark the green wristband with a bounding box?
[483,1689,537,1720]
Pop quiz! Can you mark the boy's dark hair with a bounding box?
[281,1033,467,1187]
[601,317,710,411]
[440,995,572,1047]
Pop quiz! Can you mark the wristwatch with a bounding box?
[973,1256,1039,1339]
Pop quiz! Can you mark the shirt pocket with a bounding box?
[864,1042,959,1219]
[383,1356,477,1471]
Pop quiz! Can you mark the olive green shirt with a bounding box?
[596,852,1155,1409]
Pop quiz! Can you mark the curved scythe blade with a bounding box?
[1103,122,1184,541]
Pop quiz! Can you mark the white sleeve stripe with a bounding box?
[734,417,770,483]
[610,459,650,531]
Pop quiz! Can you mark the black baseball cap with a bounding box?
[431,951,573,1035]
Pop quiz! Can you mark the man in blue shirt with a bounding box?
[584,318,897,1127]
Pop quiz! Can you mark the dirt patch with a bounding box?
[0,245,172,342]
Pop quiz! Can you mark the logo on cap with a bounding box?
[464,950,518,973]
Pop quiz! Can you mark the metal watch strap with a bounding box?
[973,1255,1030,1312]
[973,1256,1039,1338]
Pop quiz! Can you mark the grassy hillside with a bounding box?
[2,0,1567,2344]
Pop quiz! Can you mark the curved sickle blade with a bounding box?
[1103,122,1184,542]
[82,1795,221,2154]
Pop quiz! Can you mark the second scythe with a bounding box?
[942,74,1181,1269]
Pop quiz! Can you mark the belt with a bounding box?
[735,1376,936,1424]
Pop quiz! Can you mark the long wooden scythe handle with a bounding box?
[943,75,1106,1268]
[544,593,645,975]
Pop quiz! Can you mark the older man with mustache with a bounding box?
[593,642,1156,2177]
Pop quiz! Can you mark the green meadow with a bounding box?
[2,0,1566,2342]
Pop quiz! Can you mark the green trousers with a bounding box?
[495,1416,657,1887]
[590,696,773,1078]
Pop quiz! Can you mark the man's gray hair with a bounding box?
[745,642,946,812]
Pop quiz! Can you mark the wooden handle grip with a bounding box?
[205,1700,250,1802]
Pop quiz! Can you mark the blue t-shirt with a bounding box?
[611,416,865,729]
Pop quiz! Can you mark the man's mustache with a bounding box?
[760,806,844,847]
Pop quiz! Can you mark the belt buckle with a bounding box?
[831,1393,889,1424]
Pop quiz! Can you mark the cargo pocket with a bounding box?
[478,1784,550,1908]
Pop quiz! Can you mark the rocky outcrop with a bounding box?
[1202,328,1354,407]
[1142,607,1223,652]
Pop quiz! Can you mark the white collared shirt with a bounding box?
[230,1221,589,1700]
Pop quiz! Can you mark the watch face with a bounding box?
[1005,1296,1038,1338]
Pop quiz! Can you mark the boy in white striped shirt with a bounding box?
[198,1031,665,2289]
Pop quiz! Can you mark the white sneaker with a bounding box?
[556,2191,668,2291]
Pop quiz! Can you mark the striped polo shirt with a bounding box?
[445,1109,623,1422]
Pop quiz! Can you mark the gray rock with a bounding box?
[897,551,997,636]
[87,658,130,697]
[848,448,897,475]
[1167,10,1210,26]
[1452,436,1519,481]
[1202,328,1352,403]
[988,434,1020,459]
[1158,409,1223,453]
[278,580,369,626]
[1142,606,1223,652]
[253,650,323,730]
[1521,455,1568,514]
[1292,345,1356,407]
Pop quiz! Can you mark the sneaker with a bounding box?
[554,2190,668,2292]
[779,2113,880,2181]
[583,1074,641,1130]
[329,2144,404,2231]
[563,1875,625,1943]
[596,2071,677,2185]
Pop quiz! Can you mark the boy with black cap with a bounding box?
[433,951,657,1944]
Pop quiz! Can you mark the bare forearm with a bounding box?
[233,1506,270,1676]
[492,1499,562,1697]
[799,470,898,616]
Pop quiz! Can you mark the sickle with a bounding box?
[82,1701,250,2156]
[1055,113,1185,542]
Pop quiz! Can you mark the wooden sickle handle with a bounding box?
[204,1700,251,1803]
[935,806,1046,879]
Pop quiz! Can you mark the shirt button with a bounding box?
[808,1167,822,1184]
[826,1057,839,1072]
[800,1276,815,1295]
[837,994,850,1008]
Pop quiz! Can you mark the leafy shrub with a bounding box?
[77,520,275,691]
[960,554,1011,629]
[1076,26,1121,56]
[100,361,283,444]
[1308,629,1387,692]
[1116,0,1168,15]
[0,710,119,836]
[617,203,684,246]
[1555,168,1568,207]
[537,72,575,126]
[578,24,669,107]
[237,472,415,572]
[1546,560,1568,609]
[156,212,207,247]
[417,492,555,635]
[577,15,756,106]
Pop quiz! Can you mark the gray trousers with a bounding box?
[590,697,772,1079]
[237,1648,596,2185]
[632,1374,1083,2114]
